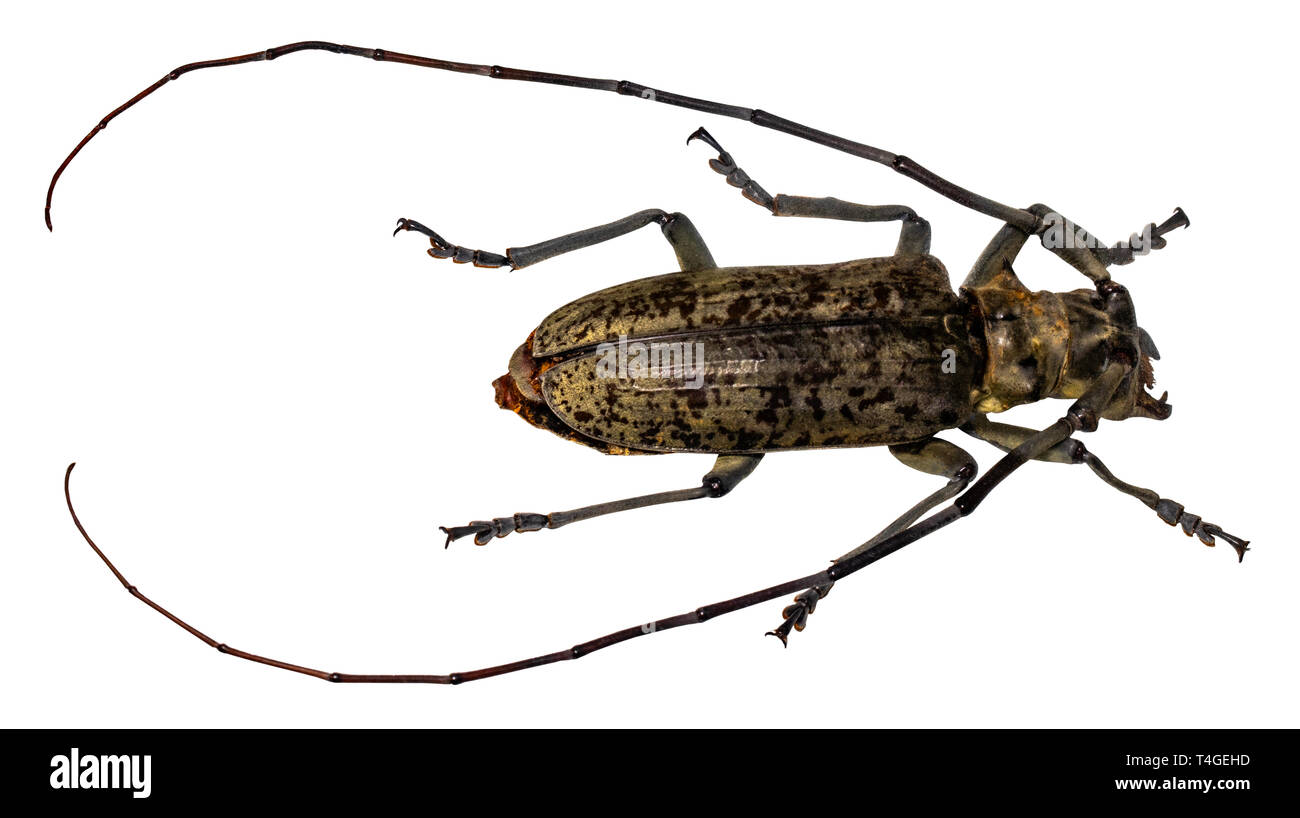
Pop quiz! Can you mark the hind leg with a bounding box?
[395,207,716,272]
[440,454,762,547]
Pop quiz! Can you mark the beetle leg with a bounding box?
[960,413,1250,561]
[768,437,978,645]
[774,195,932,256]
[439,454,762,548]
[686,127,776,211]
[688,127,932,255]
[395,209,716,272]
[963,205,1189,293]
[962,223,1033,290]
[1092,454,1250,562]
[773,364,1135,645]
[392,218,511,267]
[64,381,1120,684]
[1027,204,1191,275]
[969,203,1120,285]
[979,203,1129,285]
[1100,207,1190,266]
[767,584,834,647]
[963,206,1111,288]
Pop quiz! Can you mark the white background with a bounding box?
[4,1,1296,728]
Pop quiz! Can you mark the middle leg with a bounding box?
[961,413,1249,560]
[687,128,932,255]
[767,437,978,645]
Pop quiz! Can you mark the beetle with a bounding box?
[53,41,1248,684]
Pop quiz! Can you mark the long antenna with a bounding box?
[63,462,957,684]
[46,40,1038,232]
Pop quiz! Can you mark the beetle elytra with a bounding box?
[53,42,1247,684]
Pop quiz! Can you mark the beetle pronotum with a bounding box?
[53,41,1247,684]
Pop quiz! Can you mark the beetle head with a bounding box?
[967,272,1171,421]
[1053,282,1171,421]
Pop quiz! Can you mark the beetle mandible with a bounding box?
[51,41,1248,684]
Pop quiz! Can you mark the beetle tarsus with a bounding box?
[1154,499,1249,561]
[1154,206,1190,236]
[765,585,832,646]
[394,217,512,268]
[440,513,549,548]
[390,215,436,237]
[686,126,725,152]
[765,621,794,648]
[687,127,775,212]
[1209,526,1251,563]
[1103,207,1191,266]
[440,522,494,548]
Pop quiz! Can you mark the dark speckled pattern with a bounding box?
[522,255,976,454]
[534,255,957,357]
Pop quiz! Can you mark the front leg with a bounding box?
[961,413,1249,561]
[773,366,1131,647]
[962,204,1191,290]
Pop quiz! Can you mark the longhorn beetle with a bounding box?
[52,41,1248,684]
